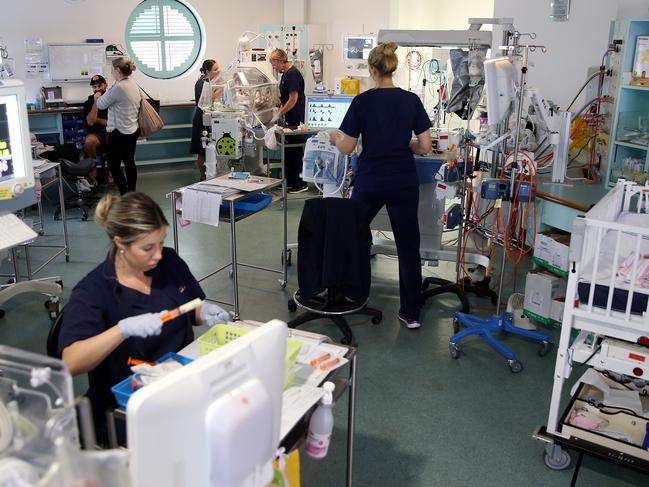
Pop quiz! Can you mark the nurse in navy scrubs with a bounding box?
[331,42,432,330]
[59,192,231,444]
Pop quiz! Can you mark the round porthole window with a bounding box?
[125,0,203,79]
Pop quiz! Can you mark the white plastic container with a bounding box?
[305,382,335,459]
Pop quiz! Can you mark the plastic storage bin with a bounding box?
[111,352,192,409]
[197,324,301,387]
[220,193,273,214]
[414,155,445,184]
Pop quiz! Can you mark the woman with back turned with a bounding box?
[330,42,432,329]
[96,57,141,194]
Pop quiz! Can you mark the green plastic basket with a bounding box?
[197,324,301,388]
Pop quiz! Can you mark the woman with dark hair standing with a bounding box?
[331,42,432,330]
[96,57,141,194]
[190,59,223,180]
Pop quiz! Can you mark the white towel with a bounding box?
[181,188,221,227]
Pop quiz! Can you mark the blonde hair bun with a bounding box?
[95,194,117,228]
[95,192,169,259]
[380,42,398,55]
[368,42,399,77]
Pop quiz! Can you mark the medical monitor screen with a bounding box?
[343,36,376,61]
[0,100,18,183]
[306,95,354,129]
[484,57,517,125]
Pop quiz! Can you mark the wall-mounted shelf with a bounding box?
[614,140,648,150]
[28,102,197,167]
[135,103,194,165]
[606,19,649,186]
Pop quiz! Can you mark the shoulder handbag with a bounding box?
[137,87,164,138]
[139,85,160,113]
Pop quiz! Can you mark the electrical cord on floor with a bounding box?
[376,231,393,241]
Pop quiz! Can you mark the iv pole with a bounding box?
[420,40,498,313]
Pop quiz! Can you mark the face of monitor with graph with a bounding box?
[343,35,376,62]
[305,95,354,130]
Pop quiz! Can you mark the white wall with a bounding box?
[493,0,648,108]
[284,0,306,24]
[6,0,647,107]
[389,0,495,30]
[3,0,283,103]
[617,0,649,18]
[307,0,392,91]
[305,0,496,92]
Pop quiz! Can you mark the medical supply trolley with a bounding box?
[169,174,288,319]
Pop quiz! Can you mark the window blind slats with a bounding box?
[126,0,201,78]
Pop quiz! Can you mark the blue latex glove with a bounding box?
[118,312,165,339]
[199,302,233,326]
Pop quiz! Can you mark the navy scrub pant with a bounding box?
[352,186,422,320]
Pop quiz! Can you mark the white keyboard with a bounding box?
[0,212,38,251]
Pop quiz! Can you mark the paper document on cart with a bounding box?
[199,177,269,192]
[189,182,238,197]
[181,188,221,227]
[281,384,324,439]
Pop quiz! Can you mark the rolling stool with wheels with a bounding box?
[287,197,381,345]
[288,287,382,345]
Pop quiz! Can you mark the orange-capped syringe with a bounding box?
[160,298,203,323]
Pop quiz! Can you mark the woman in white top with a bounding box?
[96,57,141,194]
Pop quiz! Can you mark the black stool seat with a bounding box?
[60,157,95,176]
[288,288,382,345]
[287,198,383,345]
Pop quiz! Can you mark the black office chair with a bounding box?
[47,309,64,358]
[39,145,98,221]
[287,198,382,345]
[54,157,97,221]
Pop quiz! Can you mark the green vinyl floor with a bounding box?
[0,166,646,486]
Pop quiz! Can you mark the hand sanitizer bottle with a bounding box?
[305,382,335,459]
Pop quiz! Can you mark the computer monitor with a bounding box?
[484,57,518,125]
[305,94,354,130]
[342,35,376,62]
[127,320,287,487]
[0,80,34,198]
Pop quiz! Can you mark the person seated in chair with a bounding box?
[83,74,109,187]
[58,192,232,445]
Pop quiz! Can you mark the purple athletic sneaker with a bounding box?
[398,313,421,329]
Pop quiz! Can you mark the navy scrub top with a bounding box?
[279,65,305,127]
[339,87,432,192]
[59,247,205,428]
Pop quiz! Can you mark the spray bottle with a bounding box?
[203,133,217,179]
[305,381,335,459]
